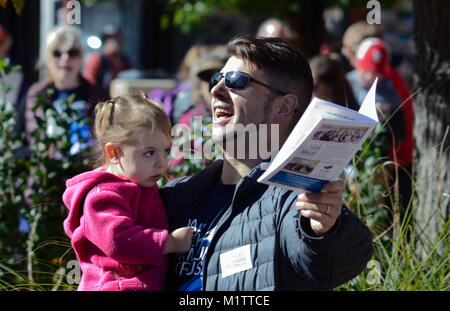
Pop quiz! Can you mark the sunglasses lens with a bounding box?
[226,72,249,90]
[52,50,62,58]
[209,72,223,91]
[209,72,252,92]
[52,49,80,58]
[68,49,80,58]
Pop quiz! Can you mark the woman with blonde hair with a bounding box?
[25,25,105,147]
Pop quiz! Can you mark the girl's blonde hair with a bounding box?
[93,94,172,164]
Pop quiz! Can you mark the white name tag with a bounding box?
[220,244,253,278]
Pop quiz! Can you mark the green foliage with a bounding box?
[160,109,218,185]
[0,57,91,290]
[338,121,449,291]
[345,125,391,234]
[0,58,28,269]
[159,0,301,33]
[0,55,447,290]
[157,0,403,33]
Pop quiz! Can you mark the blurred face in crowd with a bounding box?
[103,34,123,55]
[47,42,82,89]
[0,37,12,58]
[197,69,217,105]
[341,38,356,67]
[312,75,333,102]
[200,80,213,105]
[356,68,377,88]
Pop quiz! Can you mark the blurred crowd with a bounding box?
[0,16,414,208]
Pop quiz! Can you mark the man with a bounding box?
[83,25,131,96]
[160,35,373,291]
[340,21,381,71]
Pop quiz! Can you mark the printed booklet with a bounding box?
[258,79,379,193]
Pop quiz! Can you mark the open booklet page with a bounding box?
[258,79,379,193]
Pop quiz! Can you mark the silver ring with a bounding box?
[326,205,331,215]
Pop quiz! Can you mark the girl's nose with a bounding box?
[154,153,166,169]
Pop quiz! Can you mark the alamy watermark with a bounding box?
[66,260,81,285]
[64,0,380,26]
[366,260,382,285]
[366,0,381,25]
[171,117,280,161]
[65,0,81,25]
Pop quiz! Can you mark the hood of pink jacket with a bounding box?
[63,169,128,237]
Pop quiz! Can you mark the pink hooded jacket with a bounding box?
[63,169,168,291]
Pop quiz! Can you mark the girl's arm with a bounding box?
[164,227,195,255]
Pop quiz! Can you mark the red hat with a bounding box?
[356,37,389,74]
[0,25,11,40]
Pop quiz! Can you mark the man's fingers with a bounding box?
[295,201,341,217]
[297,192,344,208]
[322,180,345,194]
[299,209,334,226]
[295,182,344,235]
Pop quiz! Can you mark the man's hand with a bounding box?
[295,180,345,235]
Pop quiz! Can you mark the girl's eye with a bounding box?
[144,150,155,157]
[164,148,171,157]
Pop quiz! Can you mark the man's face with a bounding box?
[210,56,276,145]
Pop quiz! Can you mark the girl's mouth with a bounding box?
[150,174,162,182]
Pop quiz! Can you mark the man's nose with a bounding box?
[211,76,228,99]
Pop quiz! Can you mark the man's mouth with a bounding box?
[213,105,234,124]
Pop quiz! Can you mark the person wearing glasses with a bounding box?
[160,35,373,291]
[25,25,106,149]
[23,25,106,219]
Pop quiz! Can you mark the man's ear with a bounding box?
[273,94,298,122]
[105,143,122,164]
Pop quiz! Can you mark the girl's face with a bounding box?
[47,43,82,88]
[107,129,171,188]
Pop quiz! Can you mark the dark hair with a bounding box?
[309,54,359,111]
[227,34,313,118]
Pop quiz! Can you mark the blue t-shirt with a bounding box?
[165,180,236,291]
[53,88,92,155]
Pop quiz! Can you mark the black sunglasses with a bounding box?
[52,48,81,58]
[209,71,287,96]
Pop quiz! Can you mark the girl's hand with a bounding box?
[164,227,194,254]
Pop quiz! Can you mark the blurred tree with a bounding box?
[156,0,399,57]
[412,0,449,249]
[159,0,327,57]
[0,0,25,15]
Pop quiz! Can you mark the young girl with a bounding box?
[63,94,193,291]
